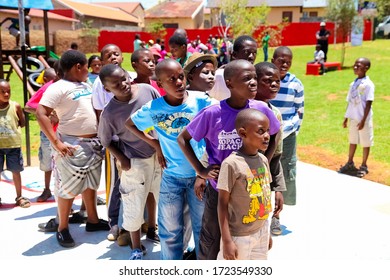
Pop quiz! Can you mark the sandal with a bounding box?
[15,196,31,208]
[37,189,52,202]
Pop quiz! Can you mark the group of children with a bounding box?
[0,29,375,260]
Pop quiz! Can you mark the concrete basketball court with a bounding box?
[1,161,389,261]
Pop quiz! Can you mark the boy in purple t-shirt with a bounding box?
[178,59,280,259]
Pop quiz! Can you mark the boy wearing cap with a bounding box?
[316,22,330,62]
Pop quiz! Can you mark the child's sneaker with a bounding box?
[270,216,282,235]
[129,248,143,260]
[338,162,358,174]
[117,229,132,246]
[146,227,160,243]
[357,165,369,178]
[107,224,119,241]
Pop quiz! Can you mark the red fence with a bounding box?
[98,21,372,53]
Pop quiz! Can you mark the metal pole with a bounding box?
[18,0,31,166]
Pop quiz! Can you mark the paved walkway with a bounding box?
[1,161,390,261]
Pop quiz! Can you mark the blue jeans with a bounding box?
[158,173,205,260]
[263,46,269,62]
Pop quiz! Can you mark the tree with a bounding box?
[218,0,269,39]
[374,0,390,20]
[146,21,167,40]
[326,0,357,67]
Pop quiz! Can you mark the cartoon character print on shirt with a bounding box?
[153,112,192,134]
[242,166,272,224]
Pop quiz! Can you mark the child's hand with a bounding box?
[194,177,207,201]
[119,157,131,171]
[343,118,348,128]
[273,191,284,216]
[223,240,238,260]
[155,145,167,169]
[199,164,220,180]
[357,121,365,130]
[54,140,76,157]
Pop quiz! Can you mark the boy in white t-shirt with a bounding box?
[338,57,374,178]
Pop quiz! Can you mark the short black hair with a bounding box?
[131,49,152,63]
[235,108,267,131]
[233,35,256,53]
[60,50,87,73]
[155,59,181,79]
[99,64,122,85]
[0,78,9,84]
[70,42,78,50]
[273,46,293,59]
[358,57,371,69]
[168,34,187,47]
[224,59,252,81]
[255,62,279,79]
[100,44,121,58]
[47,57,58,68]
[88,55,101,68]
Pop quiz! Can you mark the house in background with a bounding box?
[96,2,145,28]
[207,0,313,26]
[145,0,205,30]
[51,0,141,30]
[0,8,78,45]
[301,0,328,22]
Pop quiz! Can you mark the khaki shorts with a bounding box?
[121,153,161,232]
[349,119,374,147]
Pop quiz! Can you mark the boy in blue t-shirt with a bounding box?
[126,59,213,260]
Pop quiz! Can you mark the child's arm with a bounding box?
[263,130,280,163]
[15,103,25,128]
[358,101,373,130]
[125,117,166,169]
[177,128,220,179]
[106,142,130,171]
[218,189,237,260]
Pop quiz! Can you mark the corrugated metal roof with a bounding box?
[145,0,204,19]
[56,0,139,23]
[2,8,79,22]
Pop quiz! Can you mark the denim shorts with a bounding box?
[0,148,24,172]
[38,131,53,172]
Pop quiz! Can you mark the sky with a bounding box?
[71,0,160,10]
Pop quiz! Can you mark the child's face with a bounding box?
[158,62,186,99]
[102,46,123,66]
[0,81,11,103]
[232,40,258,64]
[272,52,292,78]
[353,59,368,78]
[78,63,89,82]
[241,115,270,152]
[133,51,155,77]
[90,58,102,74]
[169,43,187,59]
[226,63,257,100]
[256,68,280,102]
[188,62,215,92]
[103,68,132,99]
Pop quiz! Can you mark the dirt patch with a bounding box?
[327,94,338,101]
[298,145,390,186]
[381,96,390,101]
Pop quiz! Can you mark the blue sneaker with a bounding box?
[129,249,143,260]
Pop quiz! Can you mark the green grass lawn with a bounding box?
[7,40,390,181]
